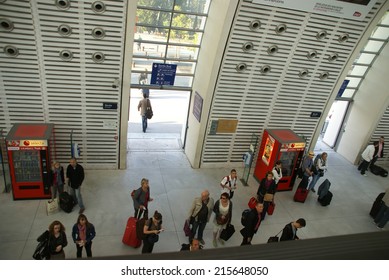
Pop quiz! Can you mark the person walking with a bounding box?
[47,220,68,260]
[49,161,64,200]
[220,169,238,199]
[358,141,379,176]
[66,157,85,214]
[137,93,152,133]
[141,211,163,254]
[212,192,233,247]
[280,218,306,241]
[71,214,96,258]
[133,178,153,219]
[240,202,264,246]
[188,190,214,245]
[308,152,328,192]
[256,171,277,221]
[374,187,389,230]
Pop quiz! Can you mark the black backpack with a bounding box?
[241,209,251,227]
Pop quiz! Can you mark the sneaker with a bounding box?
[376,226,384,230]
[79,208,85,214]
[362,174,367,177]
[199,239,205,245]
[218,238,225,245]
[212,239,218,247]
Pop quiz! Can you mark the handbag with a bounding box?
[263,193,274,202]
[183,219,192,237]
[220,224,235,241]
[248,197,257,209]
[267,229,283,243]
[267,201,275,215]
[318,169,324,177]
[46,198,59,215]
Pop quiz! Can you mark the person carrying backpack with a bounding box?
[240,202,264,246]
[220,169,238,199]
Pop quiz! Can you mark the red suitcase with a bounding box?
[294,187,309,203]
[122,217,142,248]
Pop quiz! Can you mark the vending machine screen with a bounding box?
[12,150,41,182]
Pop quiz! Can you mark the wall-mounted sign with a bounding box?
[193,91,203,122]
[216,119,238,134]
[252,0,378,20]
[337,79,350,98]
[310,112,322,118]
[150,63,177,86]
[103,102,118,110]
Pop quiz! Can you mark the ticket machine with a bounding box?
[253,129,305,191]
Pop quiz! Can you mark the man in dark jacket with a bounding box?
[280,218,306,241]
[240,202,264,245]
[66,158,85,214]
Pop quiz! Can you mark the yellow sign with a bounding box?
[20,140,47,147]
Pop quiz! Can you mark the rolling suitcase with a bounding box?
[59,191,75,213]
[122,216,142,248]
[294,187,309,203]
[370,192,385,218]
[318,191,333,206]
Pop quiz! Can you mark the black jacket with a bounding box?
[257,178,277,197]
[280,223,299,241]
[242,208,261,238]
[66,163,84,189]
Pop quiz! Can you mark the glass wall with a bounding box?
[131,0,211,88]
[338,11,389,100]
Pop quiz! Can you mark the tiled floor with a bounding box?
[0,136,387,260]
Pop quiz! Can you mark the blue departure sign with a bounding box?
[150,63,177,86]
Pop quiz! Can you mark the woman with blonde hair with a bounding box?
[49,161,65,200]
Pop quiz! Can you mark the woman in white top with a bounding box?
[272,160,283,186]
[212,192,233,247]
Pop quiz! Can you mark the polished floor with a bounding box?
[0,135,387,260]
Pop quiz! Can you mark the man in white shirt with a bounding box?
[358,141,379,176]
[220,169,237,199]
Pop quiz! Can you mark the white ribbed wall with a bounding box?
[0,0,127,169]
[200,0,385,166]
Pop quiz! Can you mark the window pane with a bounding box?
[356,53,375,64]
[363,40,384,52]
[133,42,167,58]
[167,60,196,74]
[174,0,211,14]
[131,58,164,78]
[349,65,368,76]
[347,77,362,87]
[172,75,193,87]
[379,11,389,25]
[167,46,198,60]
[371,26,389,40]
[340,89,355,99]
[171,13,207,30]
[138,0,174,9]
[134,31,169,44]
[136,9,172,28]
[169,30,203,45]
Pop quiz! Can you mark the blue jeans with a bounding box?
[374,203,389,228]
[308,174,320,190]
[142,115,148,133]
[191,220,207,241]
[69,186,85,209]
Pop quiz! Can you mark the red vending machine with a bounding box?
[6,123,55,200]
[253,129,305,191]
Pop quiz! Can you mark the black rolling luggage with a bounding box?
[318,191,333,206]
[369,164,388,177]
[59,191,75,213]
[369,192,385,218]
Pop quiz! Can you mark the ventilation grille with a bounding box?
[0,0,126,169]
[201,0,384,166]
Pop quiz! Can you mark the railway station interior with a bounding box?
[0,0,389,259]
